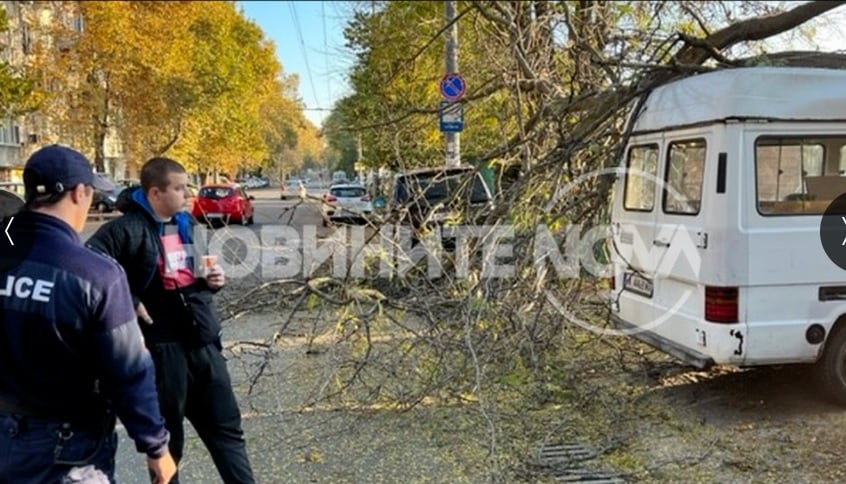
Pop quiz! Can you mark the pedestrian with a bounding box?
[0,145,176,483]
[87,157,255,483]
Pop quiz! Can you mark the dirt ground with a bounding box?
[610,362,846,483]
[204,275,846,483]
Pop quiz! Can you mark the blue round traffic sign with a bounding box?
[439,72,466,101]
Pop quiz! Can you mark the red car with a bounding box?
[191,183,255,226]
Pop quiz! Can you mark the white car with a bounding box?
[244,177,269,189]
[321,184,373,225]
[280,179,306,200]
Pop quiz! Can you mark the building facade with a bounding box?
[0,1,126,182]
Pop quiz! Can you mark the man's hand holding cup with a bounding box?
[202,255,225,289]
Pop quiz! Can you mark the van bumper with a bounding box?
[610,313,715,370]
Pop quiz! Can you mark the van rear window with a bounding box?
[755,137,842,215]
[663,139,706,215]
[624,144,658,211]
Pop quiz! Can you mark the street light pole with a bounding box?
[445,0,460,167]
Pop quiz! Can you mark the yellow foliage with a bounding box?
[27,1,315,176]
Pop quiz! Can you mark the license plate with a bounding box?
[206,212,223,218]
[624,272,653,298]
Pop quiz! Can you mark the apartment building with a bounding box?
[0,1,126,182]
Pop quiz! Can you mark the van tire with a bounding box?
[816,324,846,405]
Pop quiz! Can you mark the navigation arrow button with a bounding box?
[5,216,13,246]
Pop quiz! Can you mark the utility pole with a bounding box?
[356,134,363,179]
[444,0,460,167]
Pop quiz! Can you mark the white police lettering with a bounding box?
[0,275,54,302]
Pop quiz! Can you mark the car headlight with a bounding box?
[107,196,117,203]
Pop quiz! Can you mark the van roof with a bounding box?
[395,166,475,178]
[632,67,846,134]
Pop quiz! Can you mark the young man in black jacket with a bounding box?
[87,157,254,483]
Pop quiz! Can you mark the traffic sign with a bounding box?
[439,72,466,102]
[439,101,463,132]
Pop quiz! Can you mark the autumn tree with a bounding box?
[29,1,312,178]
[0,7,38,117]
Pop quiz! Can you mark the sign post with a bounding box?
[439,72,465,167]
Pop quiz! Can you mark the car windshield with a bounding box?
[199,187,234,198]
[395,170,490,204]
[331,186,366,198]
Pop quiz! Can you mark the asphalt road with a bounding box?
[82,188,469,483]
[81,186,326,242]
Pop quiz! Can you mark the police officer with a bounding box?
[0,145,176,483]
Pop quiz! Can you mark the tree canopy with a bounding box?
[325,1,845,177]
[23,1,321,177]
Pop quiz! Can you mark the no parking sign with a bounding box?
[439,72,466,102]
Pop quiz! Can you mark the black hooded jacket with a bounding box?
[86,186,222,348]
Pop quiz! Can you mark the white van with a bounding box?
[609,66,846,403]
[332,170,348,184]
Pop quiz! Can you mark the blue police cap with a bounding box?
[23,144,111,201]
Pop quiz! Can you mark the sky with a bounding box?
[237,1,846,130]
[238,1,355,128]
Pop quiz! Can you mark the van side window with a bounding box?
[623,144,658,211]
[756,137,830,215]
[663,139,706,215]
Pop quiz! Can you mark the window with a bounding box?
[623,144,658,211]
[756,137,836,215]
[663,139,706,215]
[0,121,20,146]
[72,15,85,33]
[331,186,366,198]
[21,25,31,55]
[199,187,234,199]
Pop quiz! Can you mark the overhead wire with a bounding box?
[288,1,320,110]
[322,1,331,105]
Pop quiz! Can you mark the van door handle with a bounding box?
[653,240,671,247]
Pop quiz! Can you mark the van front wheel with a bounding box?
[816,324,846,405]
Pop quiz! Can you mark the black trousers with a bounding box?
[149,342,255,484]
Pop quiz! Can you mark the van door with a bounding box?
[651,137,709,348]
[613,140,662,330]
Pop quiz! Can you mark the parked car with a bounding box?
[116,178,140,188]
[0,182,24,219]
[390,166,494,234]
[321,183,373,226]
[280,179,306,200]
[90,174,120,213]
[244,176,270,189]
[332,170,348,184]
[191,183,255,226]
